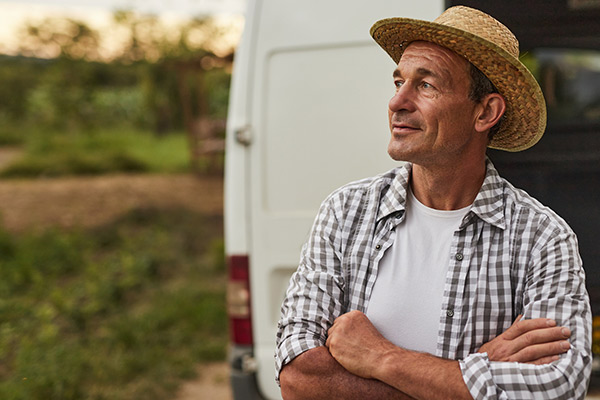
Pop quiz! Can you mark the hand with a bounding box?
[478,315,571,365]
[326,311,471,400]
[325,310,395,379]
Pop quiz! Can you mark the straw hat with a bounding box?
[370,6,546,152]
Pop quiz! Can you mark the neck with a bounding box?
[410,155,487,210]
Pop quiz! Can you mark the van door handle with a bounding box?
[234,125,253,146]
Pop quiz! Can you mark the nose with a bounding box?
[389,84,415,113]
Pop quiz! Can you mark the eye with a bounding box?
[394,80,404,90]
[421,81,433,89]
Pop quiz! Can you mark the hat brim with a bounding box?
[371,17,547,152]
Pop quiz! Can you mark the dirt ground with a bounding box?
[0,173,223,232]
[175,362,232,400]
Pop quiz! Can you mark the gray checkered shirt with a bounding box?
[275,159,592,399]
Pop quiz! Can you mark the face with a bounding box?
[387,41,484,166]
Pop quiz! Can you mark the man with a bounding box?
[275,6,591,400]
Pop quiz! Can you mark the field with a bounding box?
[0,14,233,398]
[0,170,230,400]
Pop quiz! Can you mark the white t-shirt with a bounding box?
[366,188,471,355]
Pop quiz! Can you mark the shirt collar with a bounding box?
[468,158,506,230]
[377,163,411,222]
[377,158,506,230]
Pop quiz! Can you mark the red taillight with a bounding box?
[227,255,253,345]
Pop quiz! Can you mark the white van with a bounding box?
[224,1,443,398]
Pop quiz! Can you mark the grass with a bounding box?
[0,128,192,178]
[0,207,227,400]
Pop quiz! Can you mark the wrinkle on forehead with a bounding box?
[398,41,470,92]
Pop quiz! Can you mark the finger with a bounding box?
[509,340,570,363]
[326,323,337,347]
[504,317,555,339]
[325,329,334,348]
[510,326,571,353]
[514,314,523,324]
[327,323,336,338]
[500,314,523,340]
[503,317,557,340]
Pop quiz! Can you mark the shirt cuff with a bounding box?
[459,352,505,400]
[274,330,326,385]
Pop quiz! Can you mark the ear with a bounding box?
[474,93,506,134]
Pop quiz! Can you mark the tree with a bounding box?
[17,18,101,61]
[111,11,235,171]
[10,11,237,171]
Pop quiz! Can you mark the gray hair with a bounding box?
[468,63,504,140]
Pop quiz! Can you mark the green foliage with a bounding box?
[3,13,235,137]
[0,56,48,122]
[205,68,232,119]
[0,208,227,400]
[0,129,190,178]
[20,59,158,132]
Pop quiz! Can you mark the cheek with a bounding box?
[436,102,470,128]
[448,106,476,130]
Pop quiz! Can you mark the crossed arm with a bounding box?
[280,312,572,400]
[278,193,591,399]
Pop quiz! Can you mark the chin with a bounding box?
[387,148,408,162]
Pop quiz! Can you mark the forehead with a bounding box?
[397,41,470,80]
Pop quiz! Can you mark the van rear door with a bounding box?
[227,1,444,398]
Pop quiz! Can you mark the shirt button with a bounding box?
[446,309,454,318]
[376,244,381,250]
[455,253,464,261]
[395,212,402,219]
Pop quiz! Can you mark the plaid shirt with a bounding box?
[275,160,592,399]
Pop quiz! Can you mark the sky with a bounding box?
[2,0,247,17]
[0,0,247,56]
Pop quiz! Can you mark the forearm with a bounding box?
[374,347,472,400]
[280,346,415,400]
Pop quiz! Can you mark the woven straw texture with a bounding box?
[370,6,547,152]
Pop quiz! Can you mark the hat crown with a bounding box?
[434,6,520,58]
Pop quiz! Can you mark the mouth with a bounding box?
[391,122,420,135]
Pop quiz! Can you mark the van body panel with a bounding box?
[226,1,443,398]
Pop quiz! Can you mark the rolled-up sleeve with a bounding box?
[459,230,592,399]
[274,197,347,383]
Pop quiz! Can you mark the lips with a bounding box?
[391,122,420,134]
[393,123,417,130]
[391,114,421,132]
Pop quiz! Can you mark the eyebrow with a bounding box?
[393,67,441,80]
